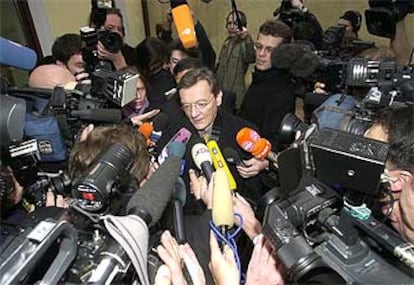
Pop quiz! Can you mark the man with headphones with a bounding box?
[215,9,255,111]
[338,10,362,41]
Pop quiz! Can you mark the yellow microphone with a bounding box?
[212,168,234,250]
[170,0,198,49]
[207,140,237,191]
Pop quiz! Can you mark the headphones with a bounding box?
[354,11,362,32]
[226,10,247,28]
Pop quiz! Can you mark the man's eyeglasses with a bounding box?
[254,43,275,54]
[181,97,215,113]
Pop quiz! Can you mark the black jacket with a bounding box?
[156,109,271,211]
[147,68,176,109]
[239,68,295,152]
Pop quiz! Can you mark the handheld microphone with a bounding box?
[191,143,214,182]
[70,109,122,123]
[173,177,187,244]
[158,127,192,164]
[222,147,246,167]
[207,140,237,190]
[139,122,154,146]
[170,0,198,49]
[212,168,234,250]
[0,37,37,70]
[236,127,278,164]
[151,112,169,143]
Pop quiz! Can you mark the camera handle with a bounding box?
[0,218,78,285]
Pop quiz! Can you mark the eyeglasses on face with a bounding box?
[181,96,215,113]
[254,43,275,54]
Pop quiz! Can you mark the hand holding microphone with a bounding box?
[235,127,274,177]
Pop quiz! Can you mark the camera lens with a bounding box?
[99,31,123,53]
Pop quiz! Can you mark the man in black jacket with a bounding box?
[156,67,272,284]
[157,68,270,208]
[239,20,296,152]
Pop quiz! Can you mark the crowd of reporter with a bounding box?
[1,0,414,284]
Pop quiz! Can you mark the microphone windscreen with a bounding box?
[174,176,187,205]
[139,122,154,139]
[191,143,212,169]
[152,112,169,131]
[271,43,321,78]
[212,168,234,228]
[251,138,272,159]
[167,141,186,159]
[89,109,122,123]
[171,3,198,49]
[236,127,261,152]
[0,37,37,70]
[126,156,181,227]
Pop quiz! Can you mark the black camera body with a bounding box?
[80,26,123,74]
[275,0,307,27]
[263,126,414,283]
[366,0,414,38]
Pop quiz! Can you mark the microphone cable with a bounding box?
[209,213,245,283]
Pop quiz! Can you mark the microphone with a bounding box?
[151,112,169,143]
[138,122,154,145]
[88,155,183,284]
[127,155,183,227]
[0,37,37,70]
[212,168,234,249]
[139,113,169,146]
[222,147,246,166]
[236,127,278,164]
[191,143,214,182]
[207,140,237,191]
[271,43,320,79]
[70,109,122,123]
[172,177,187,244]
[170,0,198,49]
[158,127,192,164]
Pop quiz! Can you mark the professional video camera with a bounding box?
[0,143,139,284]
[263,120,414,283]
[366,0,414,38]
[71,142,135,214]
[312,58,414,135]
[273,0,307,27]
[320,25,375,59]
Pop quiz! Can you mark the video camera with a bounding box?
[273,0,307,27]
[263,122,414,283]
[366,0,414,38]
[312,58,414,135]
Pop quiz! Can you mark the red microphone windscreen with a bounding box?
[251,138,272,160]
[236,127,261,152]
[138,122,153,139]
